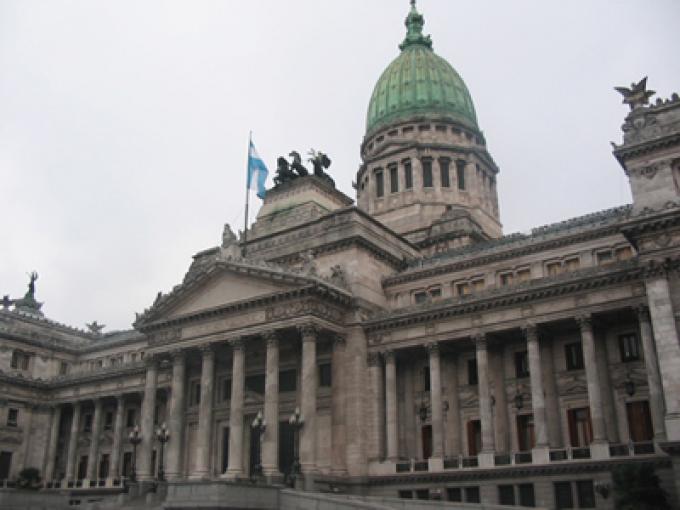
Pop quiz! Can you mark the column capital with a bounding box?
[298,324,318,342]
[522,322,538,343]
[144,354,160,369]
[169,348,187,363]
[636,304,651,323]
[473,332,487,351]
[332,334,346,349]
[367,351,381,367]
[426,342,440,357]
[229,337,245,351]
[263,331,279,347]
[383,349,395,362]
[199,343,216,357]
[575,314,593,332]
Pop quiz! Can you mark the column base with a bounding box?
[188,471,211,481]
[478,451,495,468]
[220,470,245,481]
[665,413,680,442]
[531,446,550,465]
[589,441,610,460]
[302,472,316,491]
[428,457,443,471]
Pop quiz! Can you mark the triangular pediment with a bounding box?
[165,269,298,319]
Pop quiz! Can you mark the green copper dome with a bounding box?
[366,1,478,135]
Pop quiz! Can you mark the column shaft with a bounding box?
[192,346,215,479]
[367,353,384,460]
[428,343,444,458]
[86,400,103,481]
[109,396,125,482]
[44,405,62,482]
[385,350,398,461]
[638,306,667,440]
[331,336,347,474]
[166,352,186,480]
[299,327,317,473]
[475,336,495,453]
[65,402,81,480]
[526,326,548,447]
[578,316,607,442]
[226,339,245,478]
[137,360,158,481]
[262,334,280,476]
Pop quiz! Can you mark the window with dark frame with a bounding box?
[83,413,93,432]
[7,408,18,427]
[126,409,136,428]
[59,361,69,375]
[467,359,478,385]
[191,381,201,405]
[404,161,413,189]
[456,159,466,190]
[440,159,450,187]
[447,487,462,502]
[398,490,413,499]
[319,363,332,387]
[375,170,384,197]
[415,489,429,500]
[414,291,428,304]
[518,484,536,507]
[515,350,529,378]
[279,369,297,393]
[498,485,515,505]
[576,480,596,508]
[222,378,232,402]
[423,365,431,391]
[104,411,114,430]
[464,487,480,503]
[245,374,265,395]
[389,165,399,193]
[618,333,641,362]
[554,481,573,509]
[11,351,30,370]
[565,342,584,370]
[422,159,433,188]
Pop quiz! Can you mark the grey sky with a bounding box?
[1,0,679,332]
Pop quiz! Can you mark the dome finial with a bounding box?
[400,0,432,50]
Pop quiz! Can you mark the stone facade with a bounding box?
[2,3,680,510]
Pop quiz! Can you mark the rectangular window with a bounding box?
[518,484,536,507]
[429,287,441,300]
[517,414,535,451]
[547,261,562,277]
[59,361,69,375]
[422,159,433,187]
[279,369,297,393]
[375,170,384,197]
[615,246,633,261]
[576,480,596,508]
[7,408,18,427]
[404,161,413,189]
[565,257,580,272]
[456,282,470,296]
[456,160,466,190]
[389,165,399,193]
[446,488,462,502]
[618,333,640,362]
[398,490,413,499]
[414,291,428,304]
[415,489,429,500]
[464,487,480,503]
[515,351,529,378]
[568,407,593,447]
[126,409,136,428]
[83,413,93,432]
[472,279,485,292]
[500,272,514,286]
[423,365,431,392]
[319,363,332,387]
[222,378,232,402]
[11,351,29,370]
[191,381,201,406]
[99,453,110,479]
[565,342,584,371]
[245,374,265,395]
[596,251,614,265]
[554,481,574,509]
[439,159,450,187]
[467,359,478,386]
[104,411,114,431]
[498,485,515,505]
[516,268,531,283]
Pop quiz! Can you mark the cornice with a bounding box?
[613,132,680,162]
[48,361,148,388]
[366,259,643,333]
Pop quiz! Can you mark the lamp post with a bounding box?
[251,411,266,479]
[288,407,304,481]
[128,425,142,482]
[155,422,170,482]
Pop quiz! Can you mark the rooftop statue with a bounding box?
[273,156,297,186]
[9,271,44,316]
[86,320,105,335]
[615,77,656,110]
[25,271,38,300]
[308,149,335,187]
[289,151,309,177]
[272,149,335,188]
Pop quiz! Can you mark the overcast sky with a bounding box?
[1,1,679,332]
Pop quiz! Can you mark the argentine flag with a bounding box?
[247,139,269,199]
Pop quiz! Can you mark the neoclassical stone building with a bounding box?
[2,3,680,509]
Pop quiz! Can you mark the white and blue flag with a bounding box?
[247,139,269,199]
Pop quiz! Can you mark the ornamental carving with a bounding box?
[148,328,182,345]
[266,299,343,324]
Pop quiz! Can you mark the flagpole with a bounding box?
[243,131,252,258]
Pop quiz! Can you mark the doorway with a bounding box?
[567,407,593,447]
[467,420,482,456]
[0,451,12,480]
[517,414,535,451]
[421,425,433,459]
[627,401,653,442]
[221,427,230,473]
[278,421,295,476]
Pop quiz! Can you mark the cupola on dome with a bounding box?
[366,1,478,136]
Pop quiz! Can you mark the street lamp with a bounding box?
[128,425,142,482]
[288,407,304,480]
[251,411,266,479]
[155,422,170,482]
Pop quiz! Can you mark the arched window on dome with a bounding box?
[422,158,433,188]
[439,158,451,188]
[404,160,413,189]
[375,169,384,197]
[456,159,466,190]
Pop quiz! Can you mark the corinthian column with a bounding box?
[166,351,186,480]
[367,352,384,460]
[427,343,444,461]
[108,396,125,485]
[86,399,103,483]
[637,306,667,440]
[262,332,281,478]
[299,325,318,474]
[524,324,548,448]
[384,349,398,461]
[577,315,608,457]
[137,358,158,481]
[225,338,245,479]
[65,402,81,482]
[331,335,347,475]
[191,345,215,479]
[44,405,62,483]
[475,334,495,464]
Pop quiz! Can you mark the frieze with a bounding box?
[265,299,344,324]
[148,328,182,345]
[0,434,22,445]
